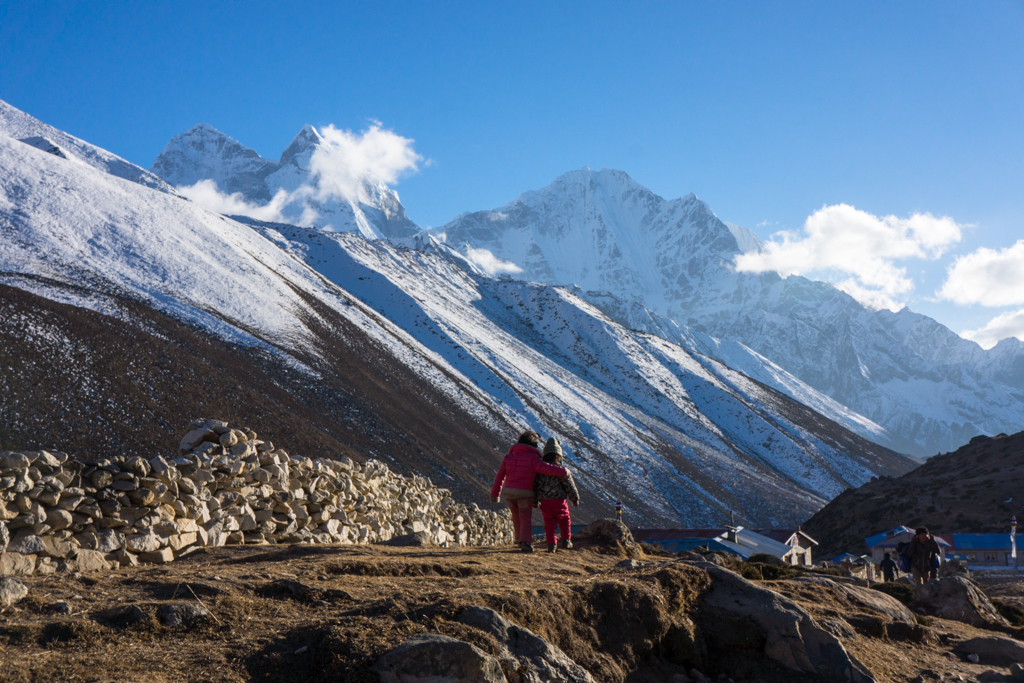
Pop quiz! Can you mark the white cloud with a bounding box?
[937,240,1024,307]
[310,123,423,203]
[734,203,963,311]
[831,278,904,313]
[961,308,1024,349]
[463,247,523,277]
[178,121,422,232]
[177,180,311,224]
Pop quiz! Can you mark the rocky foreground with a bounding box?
[1,419,512,576]
[1,538,1024,683]
[3,420,1024,682]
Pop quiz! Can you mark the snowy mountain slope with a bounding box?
[243,219,913,523]
[0,110,913,526]
[151,124,418,240]
[440,167,1024,456]
[0,100,174,194]
[579,289,892,445]
[145,122,900,451]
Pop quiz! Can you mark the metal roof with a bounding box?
[632,528,724,542]
[831,553,866,563]
[751,529,794,544]
[950,533,1014,550]
[865,526,915,548]
[631,527,794,559]
[873,532,951,548]
[752,528,819,546]
[716,529,794,559]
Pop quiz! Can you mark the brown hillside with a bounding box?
[803,431,1024,559]
[0,280,516,513]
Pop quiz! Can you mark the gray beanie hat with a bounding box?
[543,437,563,456]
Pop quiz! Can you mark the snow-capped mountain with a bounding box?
[0,100,913,527]
[441,167,1024,456]
[151,123,418,240]
[0,99,175,194]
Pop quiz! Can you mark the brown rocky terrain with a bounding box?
[2,541,1023,683]
[803,431,1024,559]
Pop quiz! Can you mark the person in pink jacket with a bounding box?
[490,430,568,552]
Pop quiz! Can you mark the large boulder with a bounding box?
[178,427,214,452]
[157,602,210,628]
[940,559,971,579]
[953,636,1024,666]
[0,552,36,576]
[783,576,917,624]
[699,566,875,683]
[574,519,639,555]
[70,549,111,573]
[0,452,30,470]
[6,533,46,556]
[382,531,432,547]
[748,553,786,567]
[372,634,506,683]
[0,577,28,606]
[458,605,596,683]
[909,576,1009,628]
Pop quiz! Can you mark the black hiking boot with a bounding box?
[519,542,534,553]
[559,539,573,549]
[547,544,557,553]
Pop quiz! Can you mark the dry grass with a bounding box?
[1,544,1023,683]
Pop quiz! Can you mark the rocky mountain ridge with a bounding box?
[151,123,418,240]
[440,167,1024,456]
[148,121,1024,458]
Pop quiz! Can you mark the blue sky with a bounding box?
[2,1,1023,344]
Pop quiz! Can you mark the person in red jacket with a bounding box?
[490,430,568,552]
[534,437,580,553]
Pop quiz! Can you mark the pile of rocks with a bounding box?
[0,419,513,575]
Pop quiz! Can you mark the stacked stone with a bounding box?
[0,419,514,575]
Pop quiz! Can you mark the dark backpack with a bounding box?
[896,542,911,573]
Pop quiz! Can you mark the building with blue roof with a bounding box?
[946,533,1018,568]
[863,527,1017,570]
[864,526,914,550]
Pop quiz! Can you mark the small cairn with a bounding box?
[0,419,514,575]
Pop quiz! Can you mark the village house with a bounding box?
[632,527,810,565]
[752,528,818,566]
[938,533,1019,569]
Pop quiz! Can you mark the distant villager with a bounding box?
[880,551,897,582]
[533,437,580,553]
[907,526,942,586]
[490,431,568,553]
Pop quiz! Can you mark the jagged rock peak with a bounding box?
[280,124,324,165]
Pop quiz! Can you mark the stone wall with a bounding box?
[0,419,514,575]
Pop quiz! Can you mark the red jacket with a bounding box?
[490,444,567,498]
